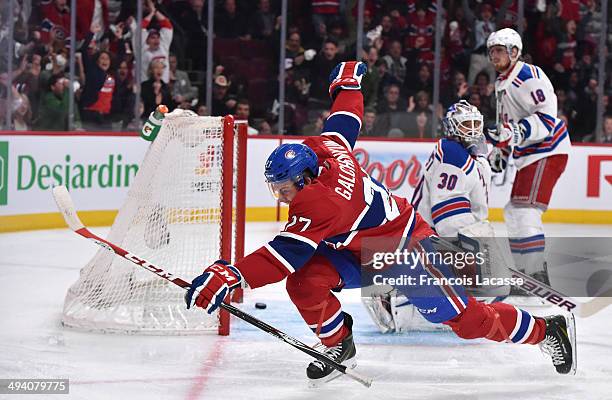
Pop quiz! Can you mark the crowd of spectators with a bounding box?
[0,0,610,142]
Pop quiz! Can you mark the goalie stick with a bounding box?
[52,186,373,388]
[429,236,612,318]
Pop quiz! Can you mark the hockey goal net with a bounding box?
[62,110,246,335]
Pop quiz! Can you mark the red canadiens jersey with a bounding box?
[235,90,433,288]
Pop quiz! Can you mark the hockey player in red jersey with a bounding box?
[185,61,576,382]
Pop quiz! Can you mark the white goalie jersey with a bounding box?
[494,61,571,170]
[412,138,491,238]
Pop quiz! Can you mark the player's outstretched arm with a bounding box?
[321,61,367,150]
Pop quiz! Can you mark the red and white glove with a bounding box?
[328,61,367,99]
[486,122,524,148]
[184,260,243,314]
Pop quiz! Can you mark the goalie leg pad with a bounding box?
[457,221,512,299]
[445,297,546,344]
[286,254,348,346]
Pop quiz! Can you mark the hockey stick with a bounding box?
[429,236,612,318]
[52,186,373,388]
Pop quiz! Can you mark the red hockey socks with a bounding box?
[286,256,348,346]
[445,297,546,344]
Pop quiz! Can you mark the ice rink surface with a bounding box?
[1,222,612,400]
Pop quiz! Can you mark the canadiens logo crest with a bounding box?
[285,150,296,159]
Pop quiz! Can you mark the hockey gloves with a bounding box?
[185,260,243,314]
[486,121,525,148]
[328,61,367,99]
[488,147,510,173]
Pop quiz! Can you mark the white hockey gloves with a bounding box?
[486,122,525,148]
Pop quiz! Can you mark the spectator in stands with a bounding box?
[554,19,578,73]
[556,88,575,123]
[79,25,115,131]
[467,91,494,126]
[285,32,306,71]
[576,52,596,86]
[312,0,341,40]
[111,60,135,129]
[39,50,69,93]
[169,54,197,109]
[379,14,401,49]
[258,120,272,135]
[195,102,209,116]
[442,71,469,108]
[573,78,599,140]
[35,74,79,131]
[601,115,612,143]
[216,0,250,40]
[404,2,436,66]
[361,46,380,109]
[171,0,208,70]
[75,0,109,42]
[141,59,173,119]
[462,1,500,85]
[302,110,330,136]
[405,63,432,99]
[136,0,173,83]
[412,111,430,139]
[444,10,471,76]
[580,0,602,49]
[408,91,433,123]
[361,107,381,136]
[250,0,276,40]
[382,40,407,87]
[39,0,70,44]
[377,83,407,114]
[309,39,341,102]
[374,58,398,100]
[12,90,32,131]
[235,99,258,134]
[211,75,237,116]
[471,71,495,122]
[284,66,311,127]
[326,20,351,56]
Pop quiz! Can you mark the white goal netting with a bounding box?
[62,111,234,334]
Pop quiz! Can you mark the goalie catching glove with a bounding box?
[328,61,367,99]
[185,260,243,314]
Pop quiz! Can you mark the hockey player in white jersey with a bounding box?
[412,100,491,238]
[364,101,511,333]
[486,28,571,285]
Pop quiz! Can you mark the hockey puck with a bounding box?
[255,302,267,310]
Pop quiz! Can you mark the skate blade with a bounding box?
[308,357,357,388]
[565,313,577,376]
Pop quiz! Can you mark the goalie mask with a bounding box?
[443,100,484,144]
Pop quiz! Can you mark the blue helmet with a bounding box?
[264,143,319,189]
